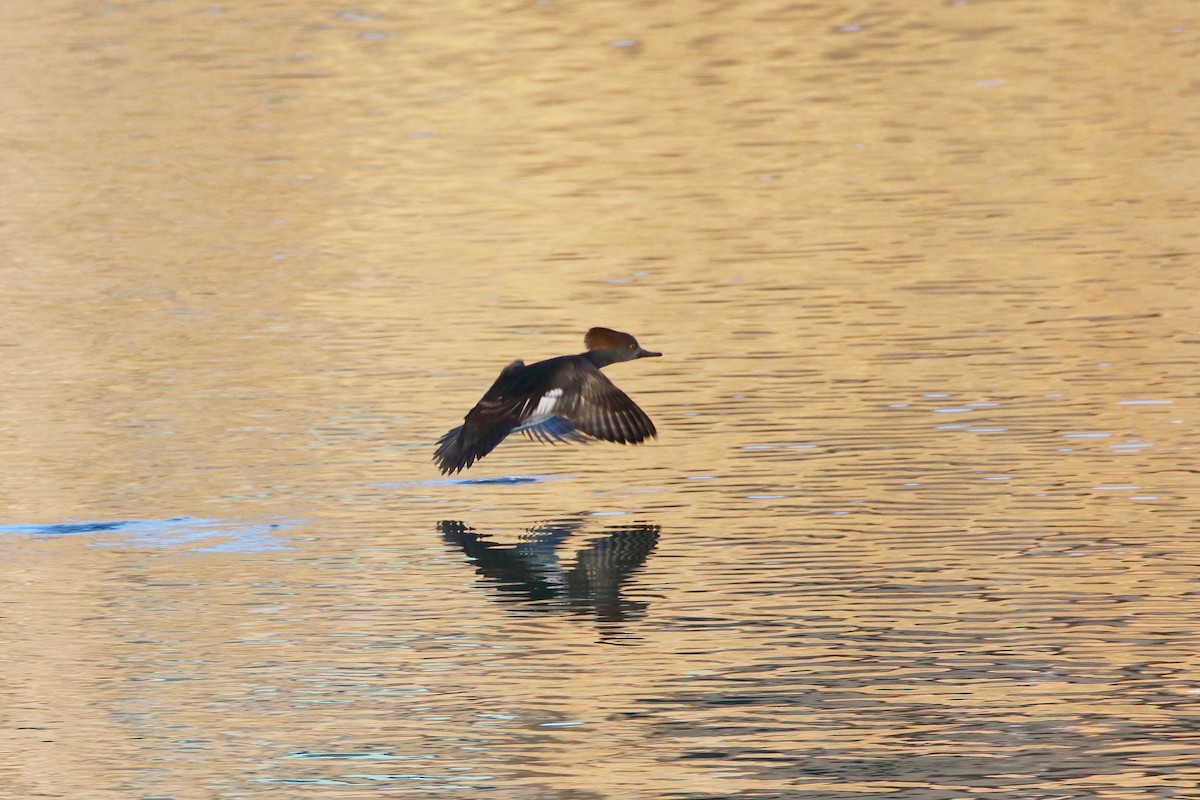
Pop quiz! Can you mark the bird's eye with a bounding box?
[629,343,635,349]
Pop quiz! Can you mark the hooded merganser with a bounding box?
[434,327,661,474]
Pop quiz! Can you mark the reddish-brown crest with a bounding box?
[584,327,636,351]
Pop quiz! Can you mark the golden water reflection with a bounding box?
[1,0,1199,798]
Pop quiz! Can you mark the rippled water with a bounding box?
[2,1,1199,798]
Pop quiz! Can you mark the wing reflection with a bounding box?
[438,518,660,625]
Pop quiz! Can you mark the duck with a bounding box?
[434,327,661,474]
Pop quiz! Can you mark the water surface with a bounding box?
[1,1,1198,798]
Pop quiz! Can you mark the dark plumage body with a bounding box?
[434,327,661,474]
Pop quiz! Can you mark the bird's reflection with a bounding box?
[438,517,660,626]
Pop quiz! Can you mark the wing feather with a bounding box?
[434,361,528,474]
[560,368,656,445]
[520,416,590,445]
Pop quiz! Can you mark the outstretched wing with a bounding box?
[435,360,528,474]
[518,415,591,445]
[557,368,657,445]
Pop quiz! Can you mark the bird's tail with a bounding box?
[434,426,466,474]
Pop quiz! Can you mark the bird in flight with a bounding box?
[434,327,661,474]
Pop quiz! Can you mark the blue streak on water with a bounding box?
[375,474,566,488]
[0,516,296,552]
[249,778,355,785]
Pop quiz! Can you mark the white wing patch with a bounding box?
[533,388,563,418]
[514,388,570,438]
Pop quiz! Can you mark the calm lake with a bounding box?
[1,1,1198,798]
